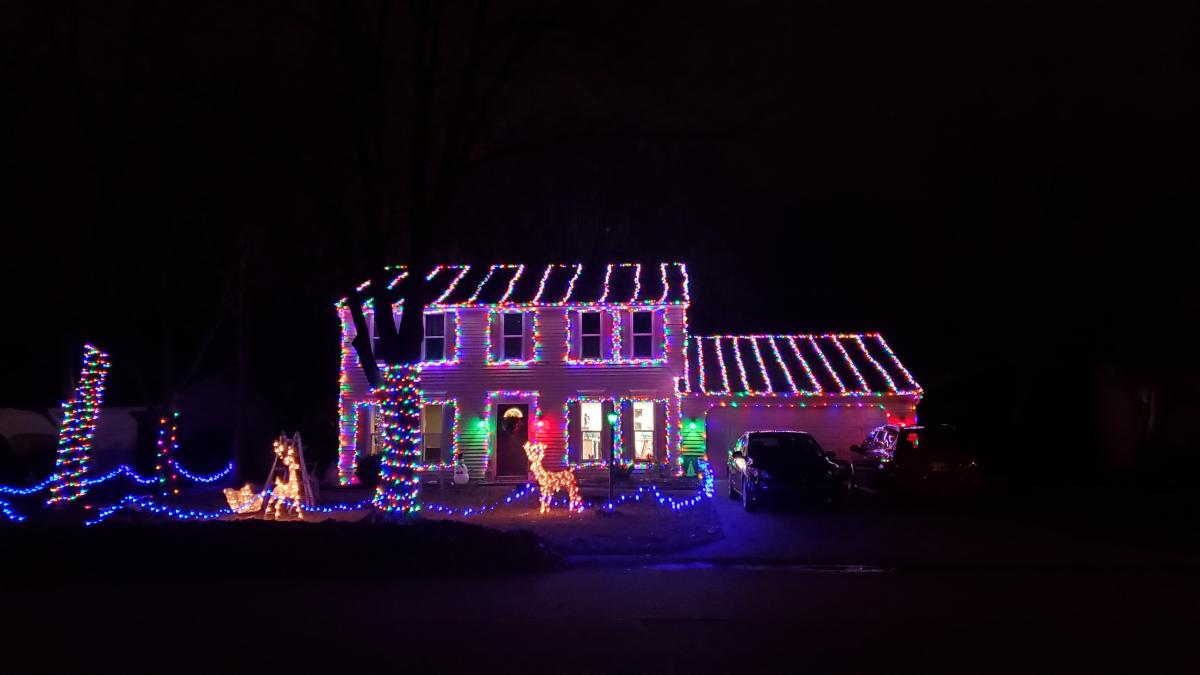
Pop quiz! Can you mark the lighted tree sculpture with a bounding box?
[45,344,111,507]
[372,364,422,515]
[524,441,583,514]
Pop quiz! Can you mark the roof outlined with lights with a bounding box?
[682,334,921,397]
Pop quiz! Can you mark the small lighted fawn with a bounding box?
[264,437,305,520]
[523,441,583,513]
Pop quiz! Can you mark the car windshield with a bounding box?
[895,428,958,453]
[747,434,824,470]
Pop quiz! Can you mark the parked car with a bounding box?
[728,431,850,511]
[850,424,983,499]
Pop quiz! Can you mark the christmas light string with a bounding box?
[45,344,111,506]
[373,365,423,514]
[847,334,898,393]
[870,333,922,393]
[824,334,869,393]
[0,498,26,523]
[596,264,614,304]
[802,335,843,393]
[767,337,799,394]
[495,264,525,304]
[748,338,774,394]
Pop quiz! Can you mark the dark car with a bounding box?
[728,431,850,511]
[850,424,983,500]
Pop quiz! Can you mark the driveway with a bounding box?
[574,480,1200,569]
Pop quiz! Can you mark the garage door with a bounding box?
[705,406,886,477]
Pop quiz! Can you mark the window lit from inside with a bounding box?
[632,401,654,461]
[423,313,445,361]
[502,312,524,360]
[581,401,603,461]
[422,404,443,463]
[632,311,653,358]
[580,311,602,359]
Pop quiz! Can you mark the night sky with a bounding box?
[2,1,1197,466]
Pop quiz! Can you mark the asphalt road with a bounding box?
[5,483,1199,673]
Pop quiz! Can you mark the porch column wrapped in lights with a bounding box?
[373,364,423,515]
[45,344,111,507]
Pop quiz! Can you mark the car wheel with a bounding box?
[742,479,757,512]
[728,478,738,499]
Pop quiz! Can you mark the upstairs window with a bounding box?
[632,311,654,358]
[581,401,603,461]
[580,311,602,359]
[423,313,445,361]
[502,312,524,360]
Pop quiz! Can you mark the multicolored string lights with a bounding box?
[45,344,111,507]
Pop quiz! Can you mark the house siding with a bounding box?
[338,304,688,482]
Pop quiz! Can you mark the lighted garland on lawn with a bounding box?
[45,344,111,507]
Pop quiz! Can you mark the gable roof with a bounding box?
[682,334,921,396]
[349,263,691,308]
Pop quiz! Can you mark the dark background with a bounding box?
[2,0,1197,482]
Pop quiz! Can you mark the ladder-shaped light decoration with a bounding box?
[46,344,111,506]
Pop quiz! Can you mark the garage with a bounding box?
[677,334,923,478]
[703,404,887,477]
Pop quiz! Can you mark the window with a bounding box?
[632,311,653,358]
[502,312,524,360]
[632,401,655,461]
[580,311,602,359]
[421,404,444,463]
[581,401,603,461]
[423,313,445,361]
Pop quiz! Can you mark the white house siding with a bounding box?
[338,304,688,481]
[679,394,918,478]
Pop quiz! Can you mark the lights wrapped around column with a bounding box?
[46,344,111,507]
[373,364,423,515]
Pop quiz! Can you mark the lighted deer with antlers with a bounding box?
[523,441,583,514]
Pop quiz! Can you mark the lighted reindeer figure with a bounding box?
[264,436,305,520]
[524,441,583,514]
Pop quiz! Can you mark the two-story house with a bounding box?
[335,262,922,483]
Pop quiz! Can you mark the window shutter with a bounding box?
[444,312,455,359]
[490,313,502,361]
[654,401,667,464]
[524,311,535,360]
[569,311,580,360]
[621,400,635,462]
[624,309,633,360]
[567,401,581,463]
[600,400,614,461]
[441,403,455,465]
[600,311,613,360]
[652,309,663,359]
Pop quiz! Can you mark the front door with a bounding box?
[495,403,529,477]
